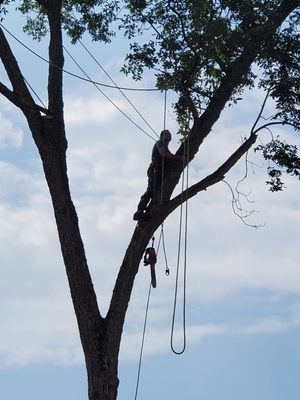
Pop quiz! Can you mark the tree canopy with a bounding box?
[120,0,300,189]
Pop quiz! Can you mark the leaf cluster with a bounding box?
[61,0,120,43]
[0,0,120,43]
[121,0,299,124]
[255,138,300,191]
[0,0,10,22]
[258,9,300,131]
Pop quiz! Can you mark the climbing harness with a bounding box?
[143,237,157,288]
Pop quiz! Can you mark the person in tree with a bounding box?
[133,129,183,220]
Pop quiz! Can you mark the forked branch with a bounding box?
[168,131,258,213]
[0,27,37,114]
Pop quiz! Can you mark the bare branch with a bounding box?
[0,81,50,116]
[253,121,294,135]
[235,148,251,192]
[222,179,265,228]
[0,81,22,108]
[0,27,36,114]
[168,131,258,213]
[251,89,270,134]
[250,91,296,135]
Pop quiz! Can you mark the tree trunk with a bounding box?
[35,117,158,400]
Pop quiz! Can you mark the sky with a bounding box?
[1,6,300,400]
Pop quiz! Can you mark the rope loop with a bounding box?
[170,117,190,355]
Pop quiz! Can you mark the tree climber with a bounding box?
[133,129,184,220]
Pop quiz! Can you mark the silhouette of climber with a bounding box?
[133,129,183,220]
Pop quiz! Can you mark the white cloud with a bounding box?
[0,112,23,148]
[0,297,83,367]
[234,318,288,335]
[64,95,118,125]
[120,315,294,361]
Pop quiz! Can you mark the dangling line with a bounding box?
[163,90,167,130]
[170,129,190,355]
[78,39,159,139]
[63,45,157,142]
[159,90,170,275]
[170,166,187,354]
[160,89,168,205]
[156,223,170,276]
[134,283,152,400]
[0,24,159,92]
[23,76,47,110]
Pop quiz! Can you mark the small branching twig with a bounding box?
[222,179,265,228]
[251,89,271,135]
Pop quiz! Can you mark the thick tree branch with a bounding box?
[105,219,156,361]
[0,27,37,116]
[46,1,64,117]
[0,81,49,115]
[0,81,22,108]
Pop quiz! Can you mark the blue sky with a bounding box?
[1,5,300,400]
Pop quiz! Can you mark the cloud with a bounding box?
[0,297,83,367]
[234,318,288,335]
[120,315,294,361]
[64,95,118,125]
[0,112,23,148]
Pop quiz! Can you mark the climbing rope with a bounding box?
[78,39,159,139]
[156,224,170,276]
[0,23,159,142]
[170,131,190,355]
[23,76,47,110]
[159,90,168,205]
[0,23,159,92]
[63,45,158,142]
[163,90,167,130]
[134,103,191,400]
[157,89,170,275]
[134,282,152,400]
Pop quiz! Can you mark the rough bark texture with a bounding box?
[0,1,299,399]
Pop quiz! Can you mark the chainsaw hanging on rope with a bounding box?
[143,237,157,288]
